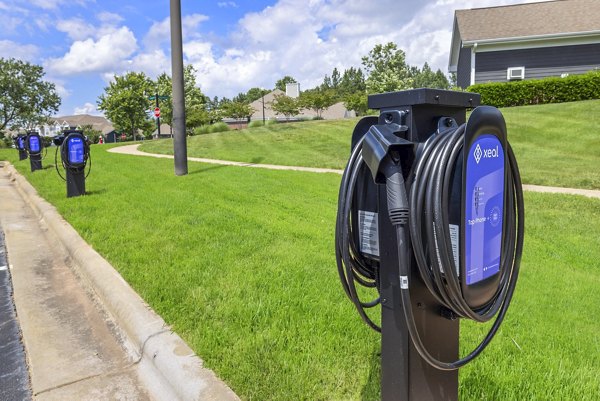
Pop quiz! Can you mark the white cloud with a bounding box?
[143,14,208,51]
[27,0,91,10]
[217,1,238,8]
[74,102,103,116]
[56,18,95,41]
[46,26,137,75]
[184,0,548,98]
[0,40,39,61]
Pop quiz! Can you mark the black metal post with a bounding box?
[66,169,85,198]
[29,153,42,172]
[170,0,188,176]
[262,95,265,124]
[366,89,480,401]
[156,92,161,137]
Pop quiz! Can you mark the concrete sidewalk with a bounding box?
[109,144,600,200]
[0,161,239,400]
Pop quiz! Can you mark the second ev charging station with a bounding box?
[53,130,91,198]
[335,89,524,400]
[25,131,43,172]
[14,134,28,161]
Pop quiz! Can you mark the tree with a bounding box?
[298,89,337,118]
[343,92,369,116]
[412,62,450,89]
[362,42,413,93]
[155,65,208,134]
[246,87,270,103]
[97,71,153,141]
[339,67,366,97]
[331,67,341,89]
[270,94,300,120]
[222,101,255,119]
[0,58,60,135]
[275,76,297,92]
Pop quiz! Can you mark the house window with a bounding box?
[507,67,525,81]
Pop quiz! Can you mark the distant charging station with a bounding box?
[54,130,91,198]
[336,88,524,400]
[25,132,43,172]
[14,134,28,161]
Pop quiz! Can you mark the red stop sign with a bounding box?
[154,107,160,117]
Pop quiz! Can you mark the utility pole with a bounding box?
[170,0,188,176]
[262,94,265,124]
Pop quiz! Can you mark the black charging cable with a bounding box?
[392,123,524,370]
[335,135,382,332]
[54,137,92,181]
[336,122,524,369]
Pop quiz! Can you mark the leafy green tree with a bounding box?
[339,67,366,97]
[275,76,297,92]
[331,67,341,89]
[270,94,300,120]
[362,42,413,93]
[246,87,270,103]
[299,89,337,118]
[412,62,450,89]
[222,101,255,119]
[0,58,60,135]
[232,92,248,104]
[343,92,369,116]
[97,71,153,141]
[155,65,208,133]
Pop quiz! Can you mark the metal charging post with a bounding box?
[26,132,43,172]
[368,89,480,401]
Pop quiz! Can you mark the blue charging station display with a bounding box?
[29,136,40,153]
[465,134,505,285]
[67,136,85,164]
[17,137,25,150]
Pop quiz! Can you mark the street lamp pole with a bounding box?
[262,94,265,124]
[170,0,188,176]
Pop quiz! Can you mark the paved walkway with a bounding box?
[0,162,151,400]
[109,144,600,200]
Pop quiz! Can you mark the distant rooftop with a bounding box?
[456,0,600,42]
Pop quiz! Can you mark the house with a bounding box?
[248,89,355,122]
[151,123,172,139]
[448,0,600,88]
[38,114,117,139]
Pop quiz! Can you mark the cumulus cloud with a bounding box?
[74,102,103,116]
[182,0,549,98]
[0,40,39,61]
[46,26,137,75]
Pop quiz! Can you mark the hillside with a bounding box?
[140,100,600,189]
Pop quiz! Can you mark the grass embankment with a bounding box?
[1,146,600,400]
[141,100,600,189]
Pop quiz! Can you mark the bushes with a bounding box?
[468,70,600,108]
[248,120,278,128]
[193,122,231,135]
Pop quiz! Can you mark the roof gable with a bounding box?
[456,0,600,42]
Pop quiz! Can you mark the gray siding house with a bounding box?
[448,0,600,88]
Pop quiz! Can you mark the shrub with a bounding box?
[248,120,265,128]
[265,119,278,126]
[467,70,600,108]
[193,122,231,135]
[208,122,230,133]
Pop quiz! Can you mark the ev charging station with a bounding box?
[14,134,28,161]
[25,132,43,172]
[53,130,91,198]
[335,88,524,400]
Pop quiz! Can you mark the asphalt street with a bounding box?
[0,229,32,401]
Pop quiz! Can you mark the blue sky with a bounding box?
[0,0,542,116]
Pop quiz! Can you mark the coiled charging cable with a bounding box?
[335,123,524,369]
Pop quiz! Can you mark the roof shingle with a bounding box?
[456,0,600,42]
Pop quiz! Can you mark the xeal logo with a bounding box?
[473,143,499,164]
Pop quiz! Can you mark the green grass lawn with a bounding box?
[140,100,600,189]
[2,146,600,400]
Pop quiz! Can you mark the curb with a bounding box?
[2,162,239,401]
